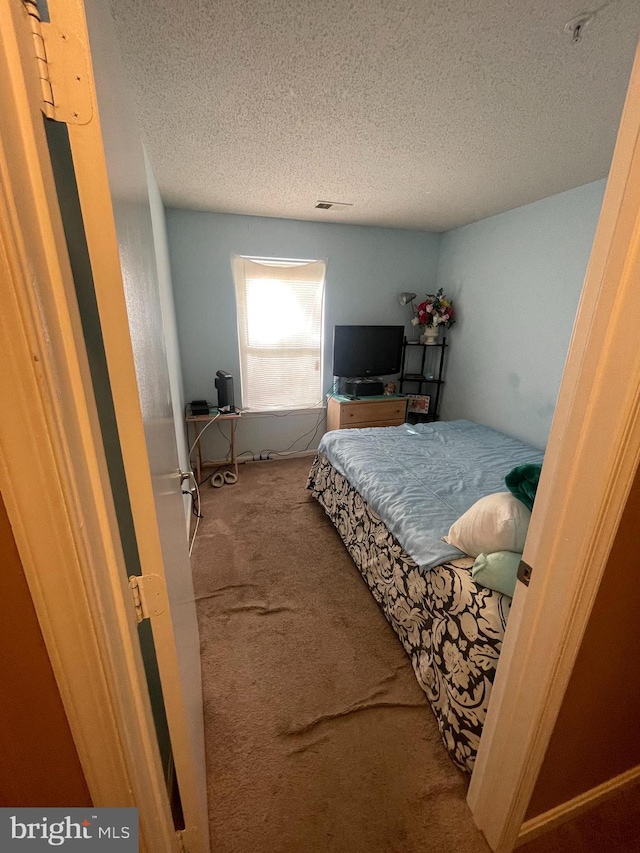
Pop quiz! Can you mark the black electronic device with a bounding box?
[344,378,385,398]
[333,325,404,378]
[190,400,211,416]
[215,370,235,412]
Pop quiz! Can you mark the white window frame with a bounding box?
[232,255,326,412]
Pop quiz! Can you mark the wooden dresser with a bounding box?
[326,395,408,431]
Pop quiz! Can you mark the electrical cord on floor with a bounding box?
[188,471,202,558]
[233,450,257,465]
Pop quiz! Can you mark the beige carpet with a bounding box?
[192,456,640,852]
[192,456,492,853]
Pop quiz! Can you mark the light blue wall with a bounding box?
[166,210,440,458]
[436,180,606,448]
[165,180,605,457]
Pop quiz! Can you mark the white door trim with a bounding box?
[0,2,177,850]
[468,42,640,852]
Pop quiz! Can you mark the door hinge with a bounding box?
[128,574,167,623]
[517,559,533,587]
[23,0,93,124]
[176,828,195,853]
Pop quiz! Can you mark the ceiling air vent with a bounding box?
[315,200,353,211]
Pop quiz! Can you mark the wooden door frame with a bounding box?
[468,42,640,852]
[0,2,178,850]
[54,2,209,850]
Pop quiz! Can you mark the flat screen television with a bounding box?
[332,325,404,377]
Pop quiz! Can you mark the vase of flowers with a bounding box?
[420,326,440,345]
[411,288,455,344]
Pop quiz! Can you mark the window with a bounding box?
[232,256,326,411]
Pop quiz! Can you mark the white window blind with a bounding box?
[232,256,326,411]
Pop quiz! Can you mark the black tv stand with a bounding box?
[344,378,384,399]
[399,336,448,421]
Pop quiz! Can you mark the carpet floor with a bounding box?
[191,456,639,852]
[192,456,491,853]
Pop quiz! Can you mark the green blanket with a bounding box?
[505,462,543,511]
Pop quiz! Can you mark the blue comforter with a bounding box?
[318,419,544,570]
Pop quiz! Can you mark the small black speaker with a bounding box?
[344,379,384,398]
[215,370,235,411]
[190,400,211,416]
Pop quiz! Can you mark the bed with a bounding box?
[307,419,544,772]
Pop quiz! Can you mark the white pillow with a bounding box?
[444,492,531,558]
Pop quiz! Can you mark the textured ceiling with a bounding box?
[108,0,640,232]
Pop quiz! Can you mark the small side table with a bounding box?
[186,407,241,483]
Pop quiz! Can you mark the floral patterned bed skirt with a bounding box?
[307,452,511,773]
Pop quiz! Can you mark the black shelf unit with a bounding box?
[399,336,448,422]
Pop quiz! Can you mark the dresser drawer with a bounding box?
[344,417,405,429]
[339,399,407,427]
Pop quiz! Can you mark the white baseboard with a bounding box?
[259,449,318,460]
[516,764,640,847]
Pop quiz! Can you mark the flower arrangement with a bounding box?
[411,288,455,329]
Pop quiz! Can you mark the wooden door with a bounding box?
[468,41,640,852]
[0,1,180,849]
[0,493,91,808]
[29,1,210,851]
